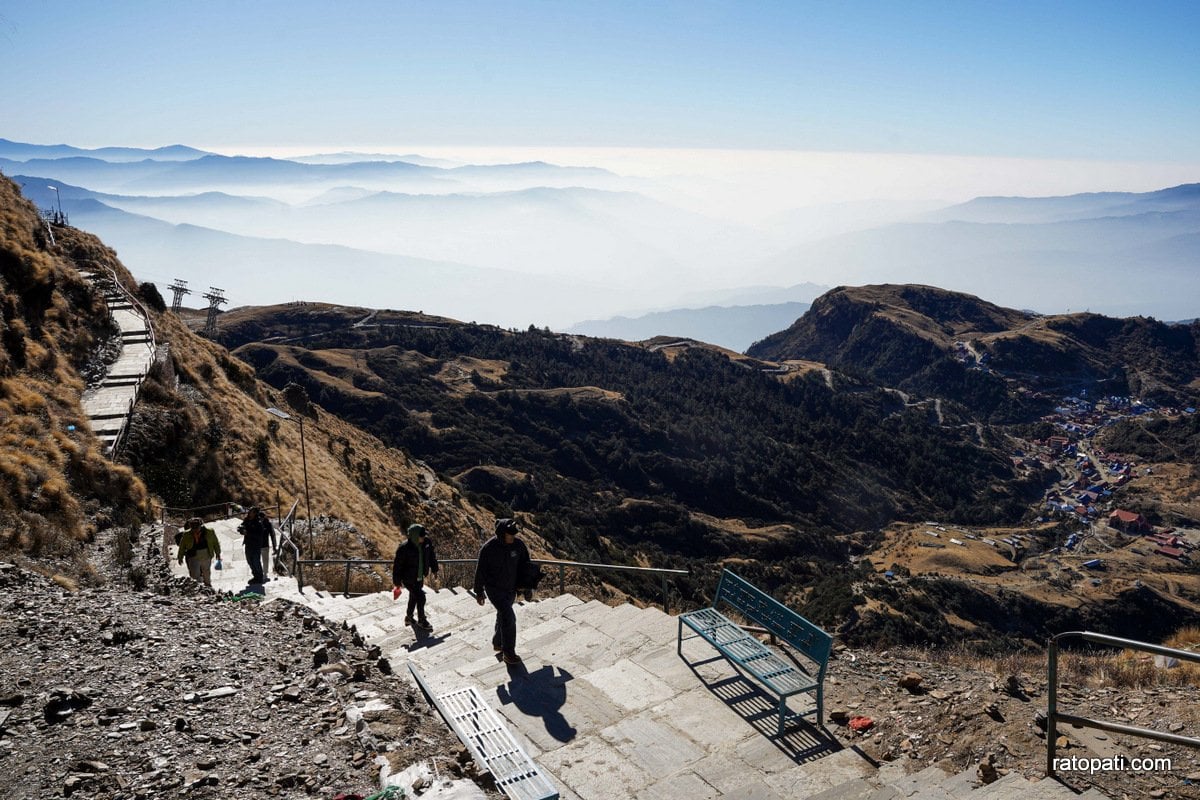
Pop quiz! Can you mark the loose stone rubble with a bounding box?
[4,523,1200,799]
[822,646,1200,799]
[0,534,494,800]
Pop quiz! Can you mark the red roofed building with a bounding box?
[1109,509,1150,532]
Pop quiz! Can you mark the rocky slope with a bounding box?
[0,524,489,800]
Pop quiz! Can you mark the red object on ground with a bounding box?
[848,715,874,732]
[392,585,402,600]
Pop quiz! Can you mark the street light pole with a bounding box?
[266,407,313,551]
[48,185,62,220]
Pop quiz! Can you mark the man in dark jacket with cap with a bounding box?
[237,506,276,585]
[392,523,439,632]
[474,518,531,664]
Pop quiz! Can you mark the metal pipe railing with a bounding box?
[295,556,689,611]
[1047,630,1200,777]
[158,501,282,526]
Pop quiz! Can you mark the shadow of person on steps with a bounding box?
[496,664,577,743]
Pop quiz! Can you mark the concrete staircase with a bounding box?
[174,520,1110,800]
[79,269,156,455]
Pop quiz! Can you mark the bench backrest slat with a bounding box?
[714,569,832,668]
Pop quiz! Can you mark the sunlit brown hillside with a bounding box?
[0,175,146,564]
[0,175,508,576]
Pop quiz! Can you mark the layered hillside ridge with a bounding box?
[207,301,1076,638]
[0,175,502,572]
[748,284,1200,420]
[207,293,1200,651]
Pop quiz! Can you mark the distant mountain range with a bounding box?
[0,137,210,162]
[4,137,1197,336]
[752,184,1200,322]
[567,301,813,352]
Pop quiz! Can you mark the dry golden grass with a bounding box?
[1,178,151,556]
[869,523,1018,577]
[142,308,514,567]
[894,627,1200,690]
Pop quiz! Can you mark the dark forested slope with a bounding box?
[219,307,1046,575]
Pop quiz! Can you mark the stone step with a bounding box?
[880,763,955,797]
[263,577,1112,800]
[975,774,1089,800]
[804,777,882,800]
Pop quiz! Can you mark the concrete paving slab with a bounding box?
[629,642,706,691]
[589,602,650,639]
[631,607,683,640]
[559,599,612,625]
[536,736,654,800]
[642,769,721,800]
[598,715,707,777]
[689,751,779,796]
[515,614,578,648]
[520,618,618,674]
[715,777,785,799]
[497,664,627,748]
[579,659,678,713]
[759,748,872,797]
[804,777,878,800]
[648,689,762,750]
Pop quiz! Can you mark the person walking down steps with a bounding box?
[176,517,221,587]
[474,518,531,665]
[392,523,439,632]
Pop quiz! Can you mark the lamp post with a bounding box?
[47,185,62,220]
[266,407,313,550]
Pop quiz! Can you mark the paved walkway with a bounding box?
[79,270,156,455]
[174,520,1108,800]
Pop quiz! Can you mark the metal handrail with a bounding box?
[295,556,689,612]
[157,501,281,526]
[274,500,302,580]
[1047,630,1200,776]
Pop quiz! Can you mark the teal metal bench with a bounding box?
[678,569,832,735]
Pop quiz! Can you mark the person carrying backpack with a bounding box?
[176,517,221,587]
[473,518,531,665]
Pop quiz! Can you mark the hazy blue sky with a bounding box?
[2,0,1198,162]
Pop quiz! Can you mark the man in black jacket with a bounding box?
[392,523,439,632]
[473,518,531,664]
[237,507,276,585]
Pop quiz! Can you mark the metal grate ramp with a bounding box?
[410,665,558,800]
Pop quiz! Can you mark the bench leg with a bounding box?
[816,683,824,728]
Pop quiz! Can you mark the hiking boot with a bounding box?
[502,653,523,665]
[492,641,503,651]
[416,619,433,632]
[404,616,415,626]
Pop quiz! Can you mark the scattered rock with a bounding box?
[0,556,466,799]
[977,754,998,784]
[898,672,924,693]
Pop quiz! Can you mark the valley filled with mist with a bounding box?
[7,138,1198,350]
